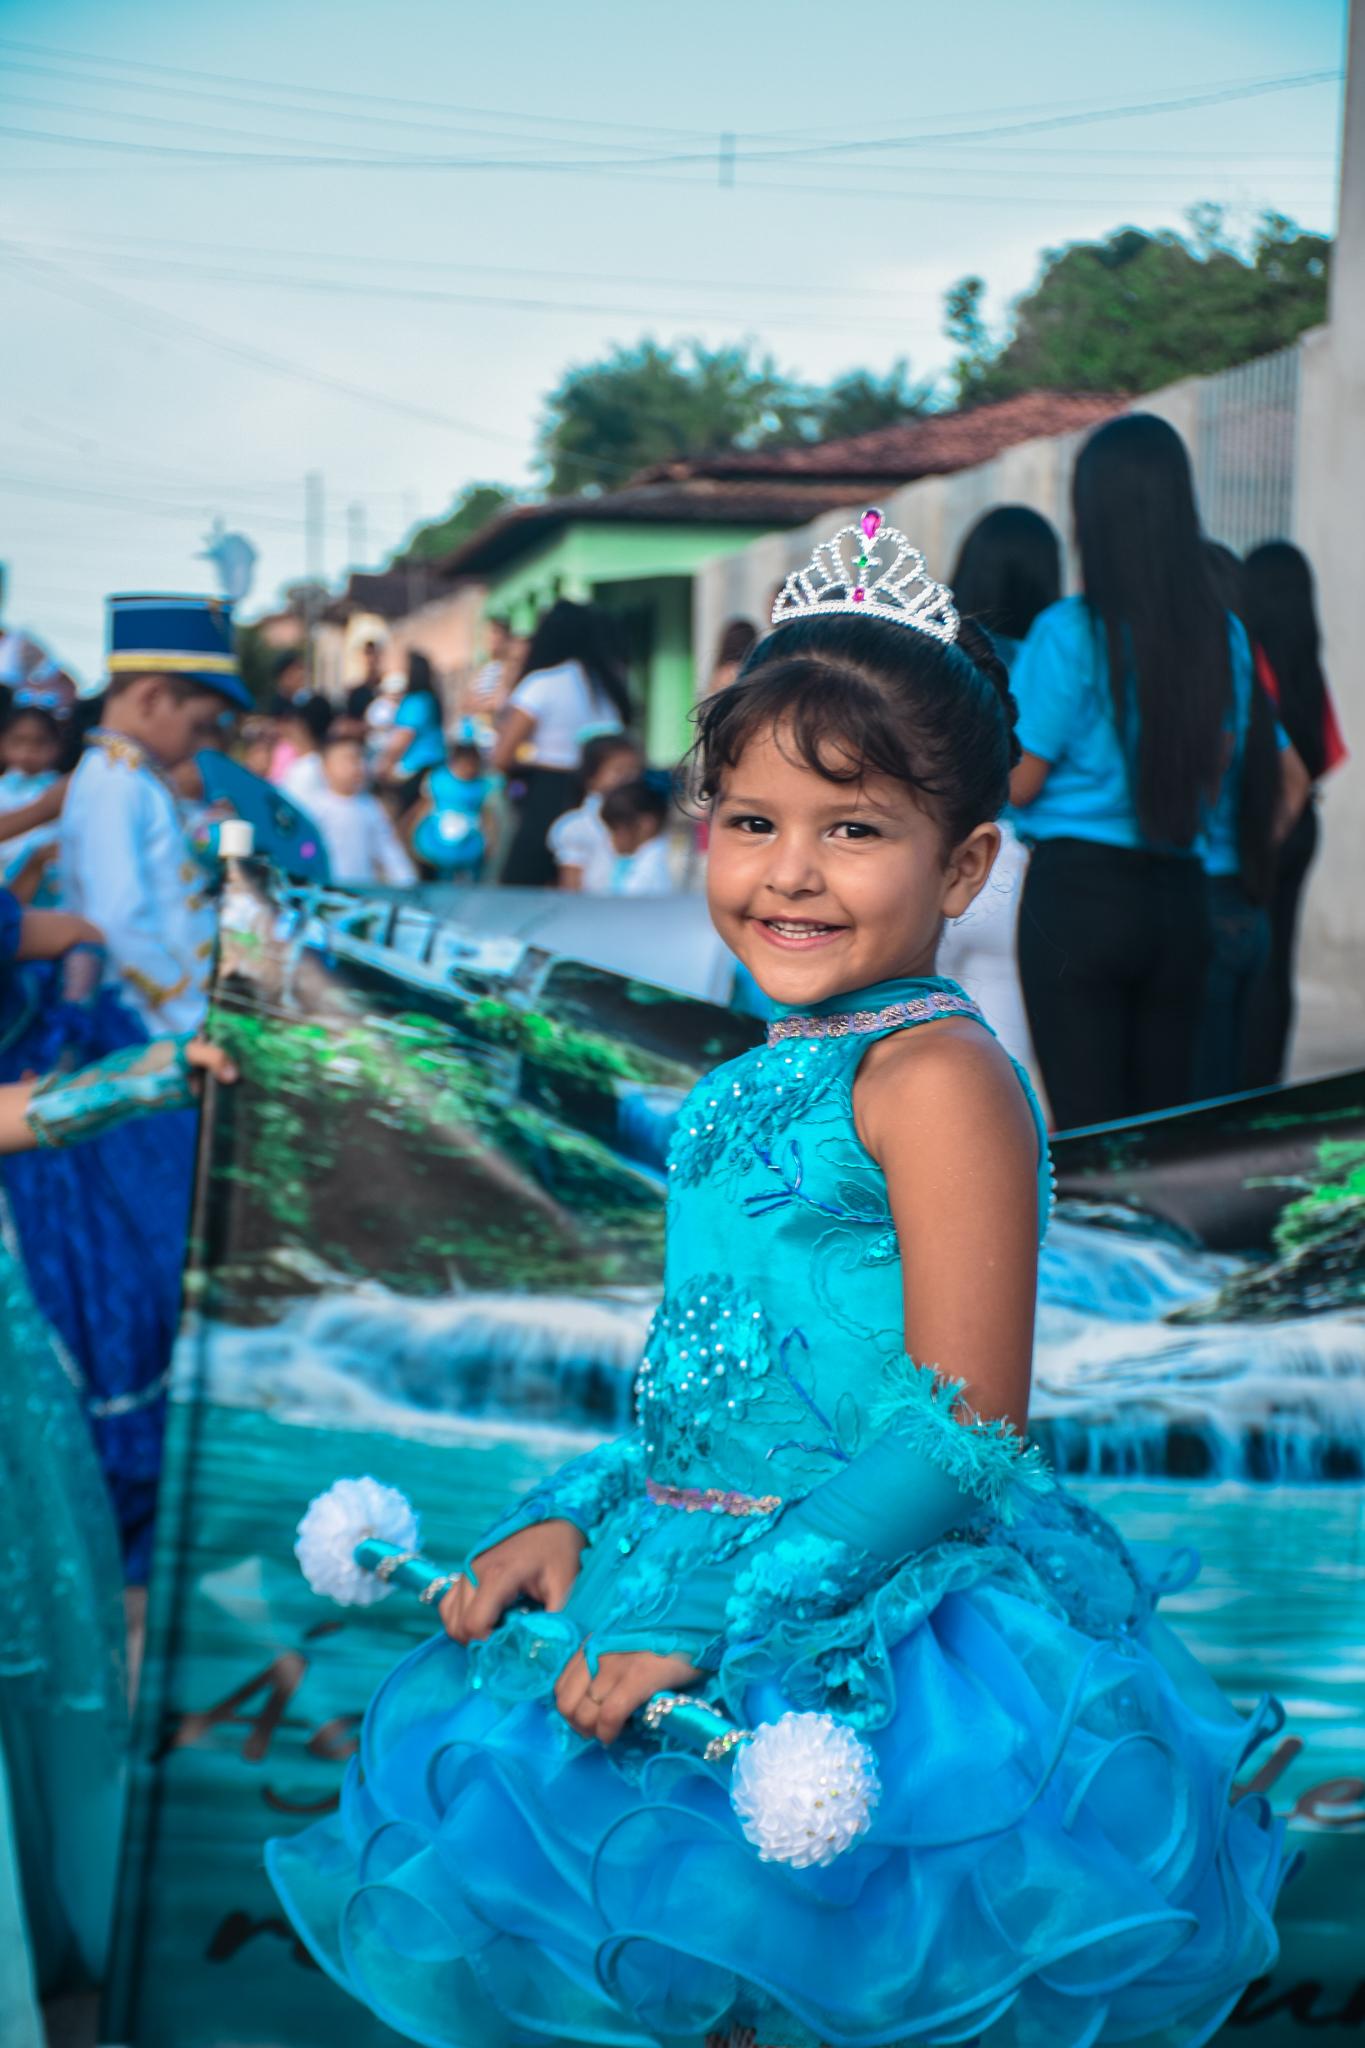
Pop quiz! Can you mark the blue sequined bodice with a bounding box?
[637,976,1052,1507]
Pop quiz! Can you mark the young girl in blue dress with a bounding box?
[269,515,1287,2048]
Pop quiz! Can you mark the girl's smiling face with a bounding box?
[707,720,1000,1008]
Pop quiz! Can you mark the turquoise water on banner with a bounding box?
[114,1396,1365,2047]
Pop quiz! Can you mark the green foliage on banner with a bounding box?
[207,1005,667,1303]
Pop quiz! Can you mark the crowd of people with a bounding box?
[0,407,1347,2041]
[707,415,1343,1132]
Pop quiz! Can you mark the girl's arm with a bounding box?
[1008,752,1051,809]
[0,778,67,842]
[859,1021,1038,1433]
[1275,742,1312,845]
[491,705,535,776]
[16,908,103,961]
[2,1037,238,1156]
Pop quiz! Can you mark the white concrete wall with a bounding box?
[1290,0,1365,1067]
[695,181,1363,1075]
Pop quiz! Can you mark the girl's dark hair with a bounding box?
[714,617,759,669]
[693,611,1019,848]
[523,599,632,726]
[579,730,641,784]
[949,505,1062,648]
[1073,413,1230,849]
[601,777,669,830]
[2,704,62,746]
[1203,541,1278,904]
[285,694,333,746]
[1243,540,1329,781]
[405,648,439,705]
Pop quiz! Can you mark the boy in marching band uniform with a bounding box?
[21,594,255,1576]
[60,594,252,1034]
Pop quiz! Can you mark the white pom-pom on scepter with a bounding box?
[730,1711,881,1867]
[294,1477,422,1607]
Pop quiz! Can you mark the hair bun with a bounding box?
[955,616,1022,769]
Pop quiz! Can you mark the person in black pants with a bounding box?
[1010,414,1259,1131]
[1240,542,1347,1087]
[492,601,633,887]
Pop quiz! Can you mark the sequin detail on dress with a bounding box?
[766,987,982,1043]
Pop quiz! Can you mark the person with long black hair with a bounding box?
[1011,413,1257,1128]
[940,506,1063,1076]
[1241,541,1348,1086]
[492,599,631,886]
[1194,545,1308,1099]
[949,505,1063,667]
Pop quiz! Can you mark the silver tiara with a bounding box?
[770,507,959,645]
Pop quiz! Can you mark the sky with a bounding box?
[0,0,1348,683]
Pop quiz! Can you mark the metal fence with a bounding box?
[1194,344,1302,553]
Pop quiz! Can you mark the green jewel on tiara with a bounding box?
[770,506,959,644]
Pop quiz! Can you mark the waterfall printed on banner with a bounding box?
[110,874,1365,2048]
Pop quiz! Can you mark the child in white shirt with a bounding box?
[600,778,674,895]
[308,735,416,887]
[547,733,643,891]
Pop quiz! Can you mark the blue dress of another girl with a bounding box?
[0,891,195,1580]
[268,975,1287,2048]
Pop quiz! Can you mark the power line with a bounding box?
[0,69,1340,177]
[0,33,1339,152]
[0,33,724,142]
[0,241,632,479]
[5,227,935,306]
[0,244,935,332]
[0,240,562,457]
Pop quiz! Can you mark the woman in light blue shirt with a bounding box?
[1010,414,1287,1129]
[377,651,447,809]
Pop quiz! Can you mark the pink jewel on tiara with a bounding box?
[770,508,959,644]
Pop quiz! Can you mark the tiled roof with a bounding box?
[436,478,859,579]
[322,567,445,623]
[633,392,1127,484]
[424,391,1126,587]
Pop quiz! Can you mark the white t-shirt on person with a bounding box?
[306,788,416,886]
[547,791,615,890]
[508,659,622,770]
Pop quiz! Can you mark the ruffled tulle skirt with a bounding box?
[268,1495,1287,2048]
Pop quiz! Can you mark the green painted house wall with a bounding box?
[485,521,773,762]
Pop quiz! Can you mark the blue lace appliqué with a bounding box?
[666,1040,843,1192]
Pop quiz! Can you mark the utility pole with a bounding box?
[346,500,368,568]
[719,131,736,189]
[304,470,326,691]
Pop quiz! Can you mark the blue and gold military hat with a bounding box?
[106,593,253,711]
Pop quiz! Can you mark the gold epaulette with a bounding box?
[121,964,193,1008]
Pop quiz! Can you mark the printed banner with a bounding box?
[107,873,1365,2044]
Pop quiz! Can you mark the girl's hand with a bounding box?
[9,844,57,906]
[185,1038,239,1087]
[440,1519,585,1645]
[554,1646,704,1746]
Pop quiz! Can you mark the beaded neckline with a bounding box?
[766,985,984,1045]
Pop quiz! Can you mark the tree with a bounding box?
[942,277,995,406]
[808,359,936,441]
[396,483,514,564]
[944,210,1331,401]
[536,339,809,495]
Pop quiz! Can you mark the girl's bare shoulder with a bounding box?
[855,1017,1036,1165]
